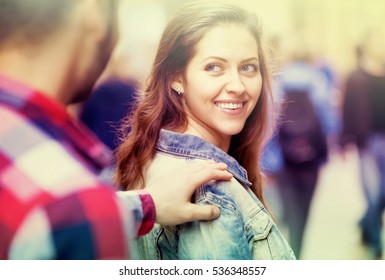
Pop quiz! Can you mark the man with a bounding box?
[0,0,232,259]
[341,30,385,259]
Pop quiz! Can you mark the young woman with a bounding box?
[115,1,295,260]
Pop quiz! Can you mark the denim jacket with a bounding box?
[136,129,296,260]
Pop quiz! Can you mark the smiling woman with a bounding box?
[176,23,262,151]
[115,0,295,260]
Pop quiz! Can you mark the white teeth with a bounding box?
[215,102,243,109]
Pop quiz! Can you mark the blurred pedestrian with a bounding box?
[340,30,385,259]
[267,48,329,258]
[79,78,138,151]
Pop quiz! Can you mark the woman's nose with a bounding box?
[225,71,246,94]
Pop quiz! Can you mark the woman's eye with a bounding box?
[205,64,222,72]
[241,64,258,72]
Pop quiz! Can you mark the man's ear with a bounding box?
[81,0,108,43]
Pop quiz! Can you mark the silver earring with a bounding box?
[172,86,183,96]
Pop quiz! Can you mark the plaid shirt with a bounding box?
[0,75,155,259]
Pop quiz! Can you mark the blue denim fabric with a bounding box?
[137,129,296,260]
[359,134,385,257]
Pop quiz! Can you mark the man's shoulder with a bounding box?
[0,104,107,197]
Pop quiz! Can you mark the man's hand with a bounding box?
[146,161,233,225]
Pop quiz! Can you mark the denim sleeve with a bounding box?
[177,191,252,260]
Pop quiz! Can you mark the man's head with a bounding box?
[0,0,75,47]
[0,0,119,104]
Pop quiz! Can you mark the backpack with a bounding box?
[278,89,328,167]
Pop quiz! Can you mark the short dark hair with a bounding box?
[0,0,76,46]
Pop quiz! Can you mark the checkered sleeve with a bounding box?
[116,190,156,236]
[7,186,138,260]
[0,81,155,260]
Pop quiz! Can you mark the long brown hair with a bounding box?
[115,1,277,205]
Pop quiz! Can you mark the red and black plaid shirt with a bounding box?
[0,75,155,259]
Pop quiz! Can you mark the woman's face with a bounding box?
[178,24,262,151]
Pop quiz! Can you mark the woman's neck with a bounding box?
[182,125,231,153]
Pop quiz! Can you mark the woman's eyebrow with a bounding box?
[241,57,259,63]
[200,56,259,63]
[200,56,227,63]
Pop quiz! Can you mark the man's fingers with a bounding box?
[147,161,231,225]
[190,165,233,187]
[189,161,228,171]
[184,204,221,222]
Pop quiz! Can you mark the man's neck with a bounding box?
[0,40,80,106]
[362,57,385,77]
[0,49,69,105]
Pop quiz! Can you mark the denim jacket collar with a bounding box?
[157,129,251,187]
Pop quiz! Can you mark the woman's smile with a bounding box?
[214,101,247,115]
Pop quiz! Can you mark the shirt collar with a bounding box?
[157,129,251,187]
[0,74,112,171]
